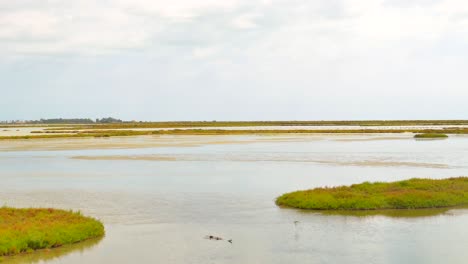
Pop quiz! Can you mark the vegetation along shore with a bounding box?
[0,208,104,257]
[1,128,468,140]
[276,177,468,210]
[414,133,449,139]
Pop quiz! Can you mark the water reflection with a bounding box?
[292,206,468,218]
[415,138,449,141]
[2,237,103,264]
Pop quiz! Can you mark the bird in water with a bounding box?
[205,235,232,244]
[205,235,223,241]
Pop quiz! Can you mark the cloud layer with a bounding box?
[1,0,467,120]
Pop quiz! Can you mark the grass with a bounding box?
[276,177,468,210]
[0,208,104,257]
[414,133,449,139]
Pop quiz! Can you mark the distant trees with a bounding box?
[34,118,95,124]
[96,117,123,123]
[6,117,125,124]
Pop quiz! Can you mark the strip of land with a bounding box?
[1,120,468,140]
[1,128,467,140]
[71,155,451,169]
[34,120,468,129]
[3,120,468,129]
[414,133,449,139]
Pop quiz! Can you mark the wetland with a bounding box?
[1,131,468,263]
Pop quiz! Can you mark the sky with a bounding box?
[1,0,467,121]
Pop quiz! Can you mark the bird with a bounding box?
[227,239,232,244]
[205,235,223,241]
[294,220,300,225]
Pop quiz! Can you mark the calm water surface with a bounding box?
[1,134,468,264]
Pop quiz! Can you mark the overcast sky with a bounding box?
[1,0,467,121]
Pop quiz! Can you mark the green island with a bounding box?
[0,208,104,257]
[276,177,468,210]
[414,133,449,139]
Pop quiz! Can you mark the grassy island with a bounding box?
[414,133,449,139]
[276,177,468,210]
[0,208,104,256]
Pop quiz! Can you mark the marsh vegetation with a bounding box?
[414,133,449,139]
[33,119,468,130]
[0,208,104,257]
[1,127,468,141]
[276,177,468,210]
[1,120,468,140]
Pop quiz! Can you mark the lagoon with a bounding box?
[1,134,468,263]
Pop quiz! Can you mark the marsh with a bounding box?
[1,134,468,263]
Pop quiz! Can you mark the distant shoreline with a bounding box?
[1,120,468,140]
[2,120,468,129]
[1,127,468,140]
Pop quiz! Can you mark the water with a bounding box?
[1,134,468,263]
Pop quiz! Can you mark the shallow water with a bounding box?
[0,127,69,137]
[1,134,468,263]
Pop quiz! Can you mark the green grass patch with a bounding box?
[414,133,449,139]
[0,208,104,256]
[276,177,468,210]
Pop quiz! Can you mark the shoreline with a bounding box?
[1,128,467,140]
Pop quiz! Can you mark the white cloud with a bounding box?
[119,0,242,19]
[0,10,59,40]
[0,0,254,55]
[1,0,467,56]
[192,46,220,59]
[231,13,262,29]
